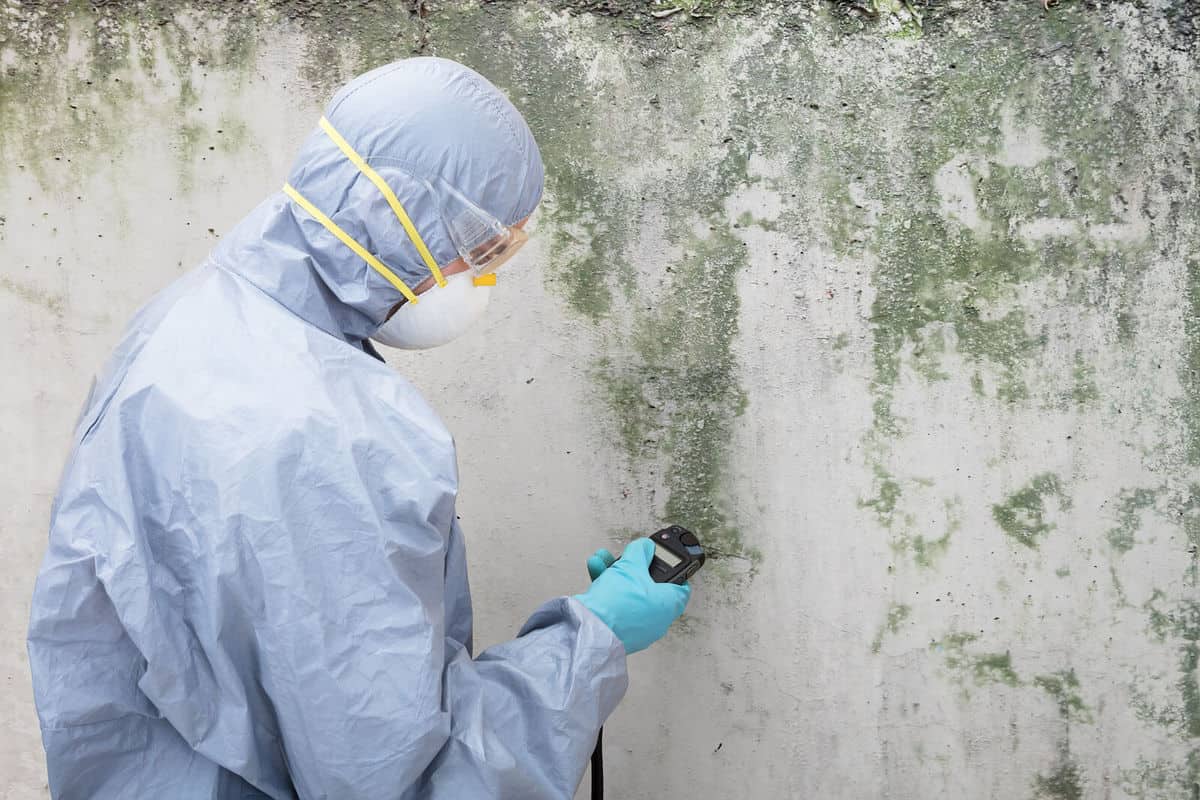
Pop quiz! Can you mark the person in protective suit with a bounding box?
[27,57,690,799]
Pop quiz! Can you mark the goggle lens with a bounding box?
[469,225,529,275]
[438,177,529,276]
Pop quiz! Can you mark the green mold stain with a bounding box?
[429,6,763,571]
[933,632,1021,687]
[1070,350,1099,406]
[0,2,264,192]
[908,530,951,568]
[1183,259,1200,467]
[829,8,1152,441]
[992,473,1071,549]
[972,652,1021,687]
[623,211,751,565]
[1142,589,1200,741]
[871,602,911,654]
[1106,487,1157,554]
[1033,749,1085,800]
[1033,669,1092,723]
[860,466,902,526]
[1120,754,1200,800]
[542,168,636,320]
[890,499,957,569]
[1136,482,1200,778]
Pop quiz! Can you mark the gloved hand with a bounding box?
[574,538,691,654]
[586,548,616,581]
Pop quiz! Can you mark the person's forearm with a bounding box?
[405,597,627,799]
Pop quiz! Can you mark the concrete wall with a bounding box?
[2,1,1198,797]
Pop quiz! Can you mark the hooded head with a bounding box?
[214,57,544,344]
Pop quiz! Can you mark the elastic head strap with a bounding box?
[318,117,447,288]
[282,182,420,305]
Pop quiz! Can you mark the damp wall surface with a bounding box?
[1,1,1198,797]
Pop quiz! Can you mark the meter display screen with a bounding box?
[654,544,682,567]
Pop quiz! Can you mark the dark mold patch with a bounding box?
[1033,749,1085,800]
[933,632,1021,688]
[992,473,1072,550]
[1034,669,1092,723]
[1183,260,1200,467]
[1106,487,1157,554]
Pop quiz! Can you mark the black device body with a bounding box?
[591,525,704,800]
[646,525,706,584]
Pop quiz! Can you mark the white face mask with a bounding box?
[371,271,492,350]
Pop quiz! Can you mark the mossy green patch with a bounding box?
[1034,669,1092,723]
[871,602,911,653]
[1106,487,1157,554]
[992,473,1071,549]
[860,466,902,526]
[1182,259,1200,466]
[1070,350,1099,406]
[909,530,951,568]
[1143,590,1200,740]
[933,632,1021,687]
[1033,750,1085,800]
[429,4,762,573]
[972,651,1021,687]
[833,8,1150,441]
[1136,485,1200,780]
[649,215,752,563]
[0,1,264,191]
[1120,754,1200,799]
[891,517,955,569]
[542,170,635,320]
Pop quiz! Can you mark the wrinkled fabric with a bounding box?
[27,57,626,800]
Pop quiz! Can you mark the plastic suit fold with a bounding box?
[27,57,627,800]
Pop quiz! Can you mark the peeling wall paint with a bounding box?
[2,1,1199,798]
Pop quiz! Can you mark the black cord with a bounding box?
[590,726,603,799]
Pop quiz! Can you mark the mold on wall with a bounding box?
[2,1,1198,798]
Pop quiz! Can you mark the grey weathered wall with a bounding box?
[2,1,1198,798]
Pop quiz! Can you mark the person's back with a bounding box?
[29,254,460,797]
[28,56,690,800]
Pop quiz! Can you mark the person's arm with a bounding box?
[247,517,628,799]
[409,596,628,798]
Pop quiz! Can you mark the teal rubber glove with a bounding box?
[574,538,691,654]
[586,548,616,581]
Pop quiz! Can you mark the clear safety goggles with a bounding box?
[426,174,529,278]
[282,116,529,305]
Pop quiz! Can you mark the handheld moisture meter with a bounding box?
[591,524,704,800]
[646,524,706,584]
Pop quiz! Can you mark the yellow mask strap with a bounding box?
[318,117,447,288]
[282,182,420,305]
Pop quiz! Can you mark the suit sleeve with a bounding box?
[411,519,629,798]
[245,508,629,800]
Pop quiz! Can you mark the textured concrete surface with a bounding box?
[2,1,1198,797]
